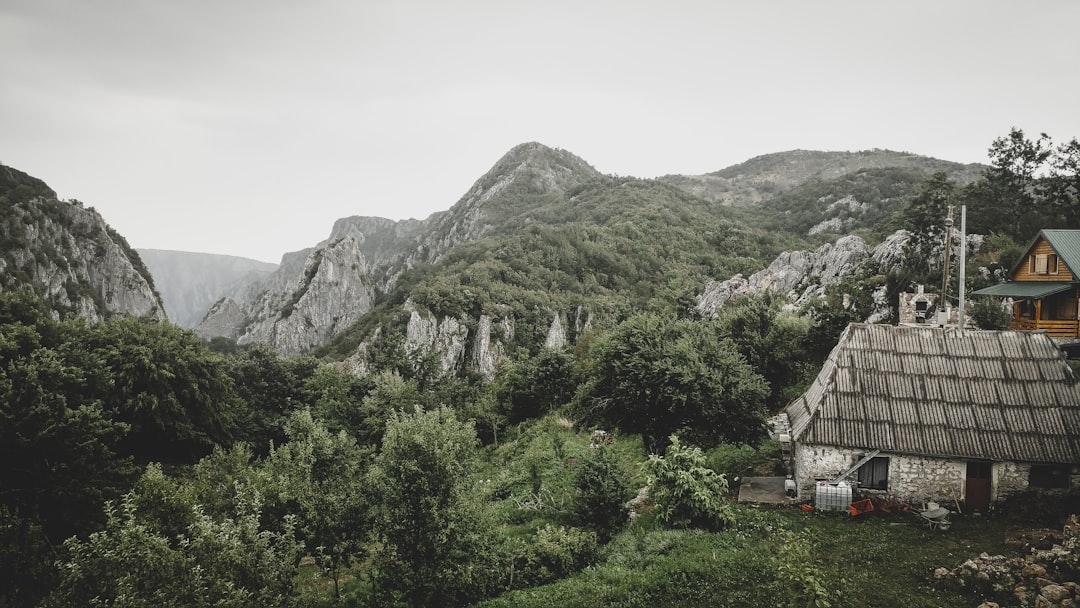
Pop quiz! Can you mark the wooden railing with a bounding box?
[1014,318,1080,337]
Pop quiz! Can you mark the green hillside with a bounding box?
[321,175,792,361]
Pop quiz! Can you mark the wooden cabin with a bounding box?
[973,229,1080,338]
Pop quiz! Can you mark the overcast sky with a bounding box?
[3,1,1078,263]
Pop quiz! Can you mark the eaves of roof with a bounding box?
[972,281,1075,299]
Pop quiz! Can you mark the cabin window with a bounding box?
[1033,254,1059,275]
[1029,464,1071,489]
[857,456,889,490]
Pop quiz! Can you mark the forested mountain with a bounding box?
[0,143,1011,370]
[0,164,164,321]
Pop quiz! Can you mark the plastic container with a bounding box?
[815,481,852,512]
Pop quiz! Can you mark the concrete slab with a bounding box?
[737,476,794,504]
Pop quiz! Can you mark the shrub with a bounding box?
[645,435,734,530]
[572,444,632,541]
[969,296,1012,330]
[512,524,598,588]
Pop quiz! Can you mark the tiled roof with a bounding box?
[785,323,1080,464]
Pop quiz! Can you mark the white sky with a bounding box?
[2,1,1078,263]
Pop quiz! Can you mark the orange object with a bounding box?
[848,498,874,516]
[800,504,814,511]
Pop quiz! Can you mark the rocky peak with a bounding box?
[323,215,426,270]
[402,142,601,270]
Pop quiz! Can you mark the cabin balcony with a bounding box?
[1013,317,1080,338]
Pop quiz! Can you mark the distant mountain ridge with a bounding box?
[659,149,984,207]
[136,249,277,328]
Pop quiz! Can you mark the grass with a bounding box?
[472,506,1021,608]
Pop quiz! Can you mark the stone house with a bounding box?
[973,229,1080,339]
[784,323,1080,509]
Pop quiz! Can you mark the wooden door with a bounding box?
[965,462,992,510]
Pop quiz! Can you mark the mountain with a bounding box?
[136,249,278,328]
[0,164,165,321]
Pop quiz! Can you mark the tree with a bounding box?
[801,275,879,363]
[900,172,958,270]
[223,343,320,451]
[302,363,372,437]
[356,369,420,447]
[575,314,769,454]
[262,408,372,601]
[83,316,237,463]
[968,128,1053,239]
[713,293,815,406]
[0,292,134,606]
[1045,137,1080,227]
[496,347,576,424]
[371,406,496,607]
[969,296,1013,330]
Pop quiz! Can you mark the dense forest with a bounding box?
[2,129,1080,607]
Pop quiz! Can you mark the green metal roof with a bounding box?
[972,281,1075,298]
[1010,229,1080,277]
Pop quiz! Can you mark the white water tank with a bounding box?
[815,481,852,512]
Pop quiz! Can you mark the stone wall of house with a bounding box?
[887,454,966,502]
[792,443,1066,506]
[994,461,1029,500]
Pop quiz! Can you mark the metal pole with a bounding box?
[940,206,954,326]
[958,206,967,330]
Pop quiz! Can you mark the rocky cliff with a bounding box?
[195,236,379,355]
[696,233,894,316]
[0,164,165,321]
[695,229,983,323]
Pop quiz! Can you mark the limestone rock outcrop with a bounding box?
[696,232,892,317]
